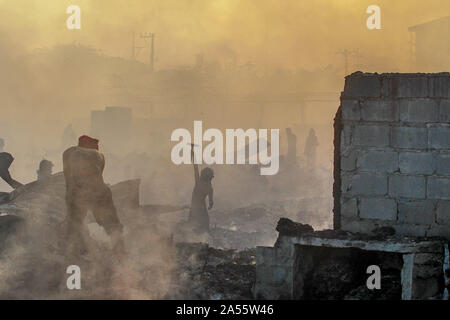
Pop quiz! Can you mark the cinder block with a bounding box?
[340,217,378,234]
[429,75,450,98]
[360,198,397,221]
[341,197,358,218]
[398,200,435,224]
[436,154,450,176]
[396,77,429,98]
[341,99,360,120]
[393,224,428,237]
[340,125,353,147]
[414,265,443,279]
[343,74,381,98]
[357,151,398,173]
[350,173,388,196]
[340,174,352,194]
[427,177,450,200]
[341,150,358,171]
[354,125,390,147]
[399,152,435,175]
[399,99,439,123]
[389,175,426,199]
[436,201,450,225]
[427,225,450,239]
[391,126,427,149]
[382,77,428,98]
[438,100,450,122]
[414,253,443,265]
[428,125,450,149]
[361,100,399,121]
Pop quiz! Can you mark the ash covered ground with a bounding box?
[0,164,332,299]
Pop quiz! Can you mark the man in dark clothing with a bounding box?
[37,159,54,181]
[0,152,23,189]
[304,128,319,168]
[63,135,125,258]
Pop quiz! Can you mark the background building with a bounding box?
[409,16,450,72]
[91,106,132,153]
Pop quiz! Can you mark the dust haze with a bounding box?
[0,0,448,299]
[0,0,446,185]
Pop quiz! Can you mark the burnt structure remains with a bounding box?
[255,73,450,300]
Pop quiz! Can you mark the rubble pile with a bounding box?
[0,173,124,298]
[206,197,332,250]
[168,243,256,300]
[212,197,331,231]
[276,217,314,237]
[0,173,259,299]
[0,171,446,300]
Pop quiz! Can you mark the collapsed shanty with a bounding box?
[0,72,449,300]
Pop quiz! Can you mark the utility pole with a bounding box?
[140,32,155,72]
[353,49,364,70]
[336,49,359,75]
[131,31,145,60]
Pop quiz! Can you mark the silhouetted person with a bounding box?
[63,135,125,258]
[0,139,23,189]
[304,128,319,168]
[285,128,297,166]
[189,144,214,233]
[37,159,53,181]
[0,152,23,189]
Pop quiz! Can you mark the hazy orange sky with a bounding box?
[0,0,448,188]
[0,0,449,71]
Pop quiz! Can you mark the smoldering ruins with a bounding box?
[0,72,448,300]
[0,1,449,301]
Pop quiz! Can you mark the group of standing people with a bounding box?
[285,127,319,169]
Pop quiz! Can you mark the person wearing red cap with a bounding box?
[77,135,99,150]
[62,135,125,258]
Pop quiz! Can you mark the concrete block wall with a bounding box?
[334,72,450,239]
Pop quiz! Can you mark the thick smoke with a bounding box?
[0,0,447,299]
